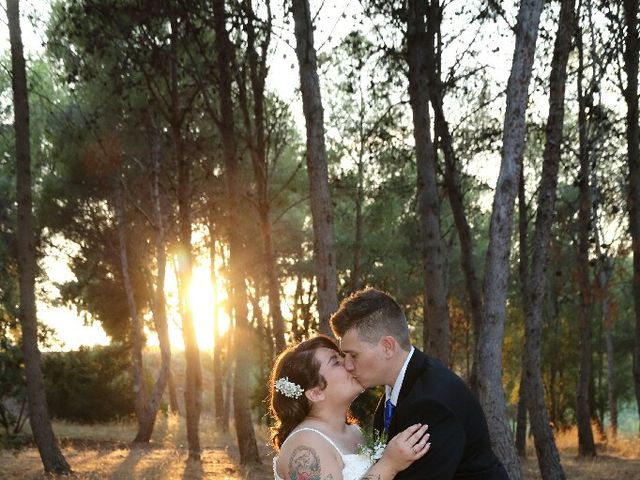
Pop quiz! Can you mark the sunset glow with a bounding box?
[159,261,231,352]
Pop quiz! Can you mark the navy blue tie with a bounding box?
[384,399,395,433]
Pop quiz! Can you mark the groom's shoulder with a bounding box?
[414,350,474,396]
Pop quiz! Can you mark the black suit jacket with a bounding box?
[373,349,509,479]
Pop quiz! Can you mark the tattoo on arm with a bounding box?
[360,476,381,480]
[288,445,333,480]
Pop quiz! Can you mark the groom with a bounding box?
[331,288,509,479]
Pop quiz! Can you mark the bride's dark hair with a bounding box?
[269,335,342,451]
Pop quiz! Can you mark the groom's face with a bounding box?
[339,329,387,388]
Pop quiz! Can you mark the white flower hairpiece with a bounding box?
[274,377,305,399]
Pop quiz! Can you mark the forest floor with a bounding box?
[1,415,639,479]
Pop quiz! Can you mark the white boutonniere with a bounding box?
[358,429,387,462]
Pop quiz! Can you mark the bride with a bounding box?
[269,336,431,480]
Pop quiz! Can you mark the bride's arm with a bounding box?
[360,424,431,480]
[278,431,345,480]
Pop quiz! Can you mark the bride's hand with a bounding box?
[381,423,430,473]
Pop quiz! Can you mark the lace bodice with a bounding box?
[273,427,374,480]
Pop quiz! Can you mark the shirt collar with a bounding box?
[385,346,415,405]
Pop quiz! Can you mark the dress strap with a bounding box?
[282,427,345,456]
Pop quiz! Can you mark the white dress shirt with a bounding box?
[385,346,415,406]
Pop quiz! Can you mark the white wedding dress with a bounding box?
[273,427,374,480]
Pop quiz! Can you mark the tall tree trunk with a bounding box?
[8,0,71,473]
[623,0,640,437]
[167,369,180,415]
[523,1,574,477]
[516,166,528,458]
[135,125,172,442]
[170,14,202,460]
[477,0,544,478]
[575,14,596,456]
[114,178,148,436]
[291,0,338,335]
[352,156,364,293]
[213,0,260,464]
[598,262,617,439]
[207,222,226,430]
[407,0,450,364]
[548,264,561,427]
[240,0,286,353]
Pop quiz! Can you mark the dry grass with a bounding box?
[521,427,640,479]
[2,420,639,479]
[0,415,273,479]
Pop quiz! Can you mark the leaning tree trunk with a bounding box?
[477,0,544,478]
[135,125,172,442]
[524,1,574,477]
[213,0,260,464]
[8,0,71,474]
[516,167,528,458]
[291,0,338,335]
[623,0,640,436]
[240,0,286,353]
[575,16,596,456]
[407,0,450,364]
[170,14,202,460]
[426,0,481,379]
[114,178,148,437]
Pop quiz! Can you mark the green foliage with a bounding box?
[42,344,134,423]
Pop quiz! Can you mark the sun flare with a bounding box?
[159,262,231,352]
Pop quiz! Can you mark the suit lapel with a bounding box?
[388,348,428,435]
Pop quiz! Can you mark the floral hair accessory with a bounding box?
[274,377,304,399]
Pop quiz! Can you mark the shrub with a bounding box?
[42,344,134,422]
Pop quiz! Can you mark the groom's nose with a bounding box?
[344,356,355,372]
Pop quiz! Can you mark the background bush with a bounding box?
[43,344,134,422]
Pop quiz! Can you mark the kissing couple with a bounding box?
[269,288,510,480]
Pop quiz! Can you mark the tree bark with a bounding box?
[213,0,260,464]
[575,15,596,456]
[523,1,574,476]
[407,0,450,364]
[8,0,71,473]
[114,178,148,437]
[134,124,172,442]
[291,0,338,335]
[170,13,202,460]
[477,1,544,478]
[623,0,640,437]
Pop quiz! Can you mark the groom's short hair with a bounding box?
[330,288,411,350]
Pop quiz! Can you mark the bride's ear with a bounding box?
[305,386,325,403]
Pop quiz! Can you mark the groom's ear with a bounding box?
[305,386,325,403]
[380,336,397,358]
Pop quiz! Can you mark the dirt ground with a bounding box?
[1,417,639,479]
